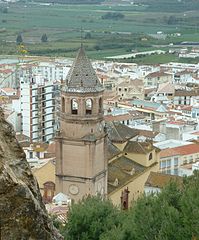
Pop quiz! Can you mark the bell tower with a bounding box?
[55,46,107,202]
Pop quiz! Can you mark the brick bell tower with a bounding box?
[55,46,107,202]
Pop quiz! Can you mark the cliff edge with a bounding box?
[0,109,63,240]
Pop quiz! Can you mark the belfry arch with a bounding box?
[85,98,93,115]
[71,98,78,115]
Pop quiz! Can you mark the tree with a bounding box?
[167,15,177,25]
[62,196,123,240]
[16,34,23,45]
[84,32,92,39]
[41,33,48,43]
[180,171,199,239]
[62,172,199,240]
[0,7,8,14]
[101,12,124,20]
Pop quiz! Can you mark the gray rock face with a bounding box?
[0,109,63,240]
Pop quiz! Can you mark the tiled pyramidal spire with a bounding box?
[64,45,104,93]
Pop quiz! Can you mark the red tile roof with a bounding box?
[167,120,185,125]
[145,171,182,188]
[0,69,13,74]
[146,71,171,78]
[181,105,192,111]
[192,132,199,136]
[160,144,199,158]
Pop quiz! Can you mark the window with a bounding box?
[174,157,178,166]
[85,98,92,115]
[71,99,78,115]
[118,88,121,91]
[62,97,65,113]
[183,157,187,164]
[166,159,171,167]
[166,169,171,174]
[173,169,178,175]
[160,161,166,169]
[29,151,33,158]
[189,156,193,163]
[149,152,153,161]
[99,97,103,113]
[42,95,46,101]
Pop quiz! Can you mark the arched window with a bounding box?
[86,98,92,115]
[61,97,65,113]
[99,97,103,113]
[71,99,78,115]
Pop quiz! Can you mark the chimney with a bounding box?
[120,187,130,210]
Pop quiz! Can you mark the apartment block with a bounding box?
[20,76,60,142]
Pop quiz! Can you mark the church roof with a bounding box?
[108,156,145,194]
[106,122,139,143]
[64,46,104,93]
[145,172,182,189]
[124,141,160,154]
[107,139,121,160]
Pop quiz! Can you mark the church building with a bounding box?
[55,46,107,202]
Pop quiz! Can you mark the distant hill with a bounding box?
[134,0,199,12]
[33,0,105,4]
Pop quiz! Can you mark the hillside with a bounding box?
[134,0,199,12]
[32,0,105,4]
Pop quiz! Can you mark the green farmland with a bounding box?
[0,2,199,61]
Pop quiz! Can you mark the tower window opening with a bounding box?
[71,99,78,115]
[86,98,92,115]
[99,97,103,113]
[61,97,65,113]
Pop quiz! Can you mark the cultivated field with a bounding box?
[0,2,199,62]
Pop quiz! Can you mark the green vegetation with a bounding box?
[134,0,199,12]
[16,34,23,45]
[120,53,199,65]
[56,171,199,240]
[33,0,105,3]
[41,33,48,43]
[61,196,122,240]
[101,12,125,20]
[0,2,199,61]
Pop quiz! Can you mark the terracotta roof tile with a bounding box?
[175,89,198,96]
[146,71,171,78]
[64,46,103,93]
[108,155,145,194]
[160,143,199,158]
[124,141,160,154]
[145,171,182,188]
[106,122,139,143]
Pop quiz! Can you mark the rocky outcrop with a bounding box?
[0,109,63,240]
